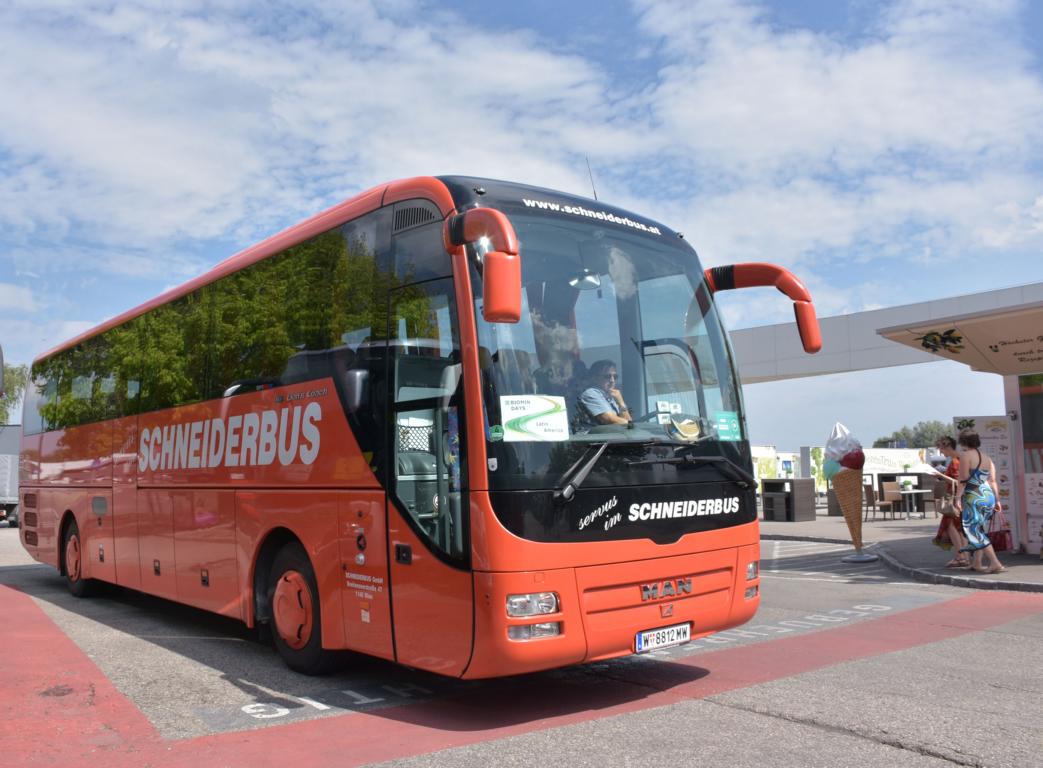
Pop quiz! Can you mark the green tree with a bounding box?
[810,446,825,491]
[873,420,952,448]
[1,362,28,423]
[755,456,777,482]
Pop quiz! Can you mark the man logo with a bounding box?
[640,578,692,601]
[661,603,674,618]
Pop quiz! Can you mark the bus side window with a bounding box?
[389,277,467,563]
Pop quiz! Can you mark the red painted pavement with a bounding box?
[3,584,1041,767]
[0,584,158,765]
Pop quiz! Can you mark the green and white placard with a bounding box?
[500,395,570,442]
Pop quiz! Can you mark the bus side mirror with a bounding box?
[704,263,822,354]
[444,208,522,323]
[481,251,522,323]
[791,301,820,355]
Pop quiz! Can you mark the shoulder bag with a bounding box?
[988,507,1013,552]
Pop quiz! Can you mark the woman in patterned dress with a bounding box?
[955,429,1006,574]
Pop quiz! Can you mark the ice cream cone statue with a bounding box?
[832,468,864,549]
[824,422,878,563]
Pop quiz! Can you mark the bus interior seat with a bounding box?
[396,450,438,521]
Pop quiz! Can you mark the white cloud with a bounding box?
[635,0,1043,177]
[978,195,1043,248]
[0,0,632,260]
[614,0,1043,323]
[0,282,39,313]
[0,316,95,367]
[3,0,1041,275]
[0,0,1042,386]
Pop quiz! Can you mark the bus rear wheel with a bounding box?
[62,518,95,597]
[268,543,335,675]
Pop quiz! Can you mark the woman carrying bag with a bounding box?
[932,436,968,567]
[955,429,1006,574]
[987,504,1013,553]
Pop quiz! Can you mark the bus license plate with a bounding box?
[635,622,691,653]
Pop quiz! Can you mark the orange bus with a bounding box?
[18,176,820,677]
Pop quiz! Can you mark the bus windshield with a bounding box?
[473,208,747,492]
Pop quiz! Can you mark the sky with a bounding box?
[1,0,1041,447]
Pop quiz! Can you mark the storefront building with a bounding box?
[880,301,1043,555]
[732,281,1043,555]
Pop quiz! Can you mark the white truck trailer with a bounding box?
[0,425,18,527]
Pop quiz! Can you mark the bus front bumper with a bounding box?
[464,542,761,679]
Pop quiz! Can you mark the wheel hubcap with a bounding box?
[273,570,313,649]
[66,534,81,582]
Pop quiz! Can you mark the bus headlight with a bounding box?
[506,592,559,617]
[746,561,759,580]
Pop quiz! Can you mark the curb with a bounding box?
[761,534,1043,593]
[761,533,852,546]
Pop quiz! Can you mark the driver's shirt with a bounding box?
[578,387,623,422]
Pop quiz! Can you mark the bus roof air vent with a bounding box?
[393,201,439,233]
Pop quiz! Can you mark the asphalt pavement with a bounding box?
[3,516,1041,767]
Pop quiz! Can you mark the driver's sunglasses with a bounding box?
[602,373,618,381]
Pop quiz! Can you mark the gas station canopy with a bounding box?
[877,301,1043,376]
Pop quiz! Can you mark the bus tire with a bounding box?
[268,543,335,675]
[62,518,95,598]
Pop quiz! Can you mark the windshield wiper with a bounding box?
[625,450,756,489]
[554,442,610,503]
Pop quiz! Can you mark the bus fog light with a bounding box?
[506,592,559,617]
[746,561,759,580]
[531,621,560,638]
[508,622,561,641]
[745,586,759,600]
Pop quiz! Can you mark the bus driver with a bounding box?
[578,359,632,426]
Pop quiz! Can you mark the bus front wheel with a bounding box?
[62,518,95,597]
[268,543,335,675]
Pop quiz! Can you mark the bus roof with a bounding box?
[437,175,680,241]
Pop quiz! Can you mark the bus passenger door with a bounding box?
[386,276,473,676]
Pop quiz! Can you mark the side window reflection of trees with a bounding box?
[28,210,397,434]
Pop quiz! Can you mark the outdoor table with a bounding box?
[760,478,816,521]
[899,488,931,519]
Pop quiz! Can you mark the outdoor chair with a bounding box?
[878,481,902,520]
[863,483,879,521]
